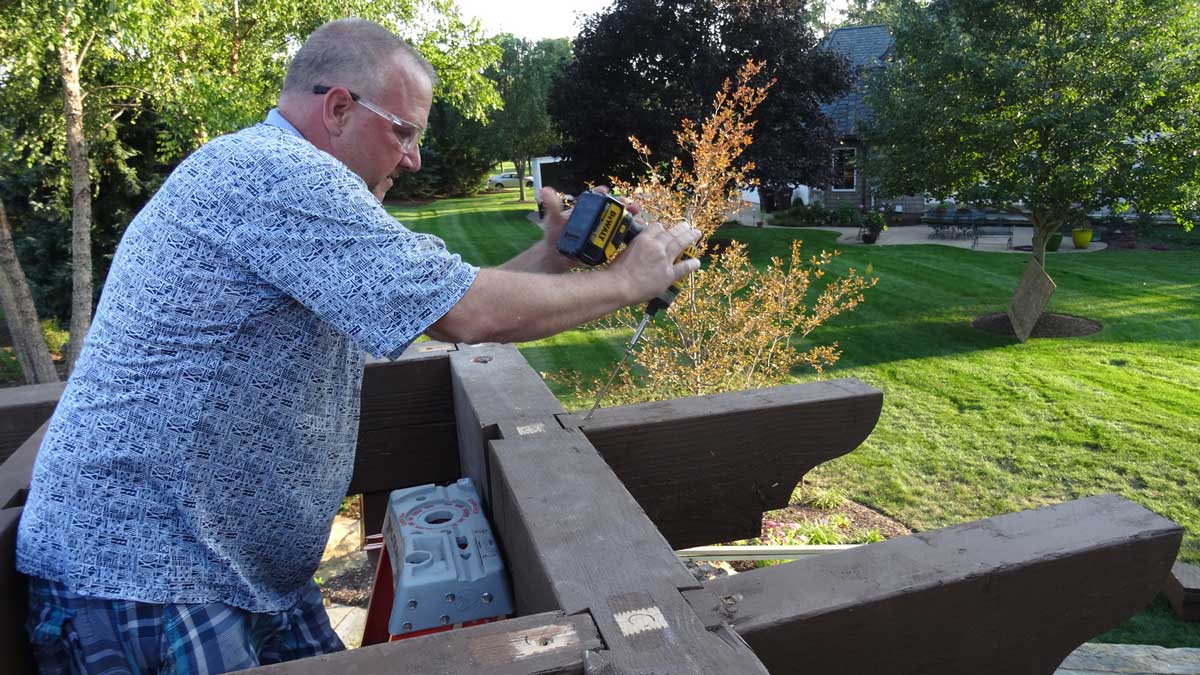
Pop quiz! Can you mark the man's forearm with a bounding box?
[498,239,575,275]
[426,267,634,344]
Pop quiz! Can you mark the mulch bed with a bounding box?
[972,312,1102,339]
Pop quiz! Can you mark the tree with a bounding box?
[0,197,58,384]
[842,0,907,26]
[488,36,572,202]
[864,0,1200,266]
[548,0,850,193]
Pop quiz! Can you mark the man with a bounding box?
[16,18,699,674]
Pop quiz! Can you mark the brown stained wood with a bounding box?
[0,508,33,675]
[0,423,46,510]
[565,379,882,549]
[0,382,63,464]
[685,494,1183,675]
[488,430,769,674]
[1007,257,1057,343]
[1166,561,1200,621]
[348,343,459,496]
[450,343,564,509]
[242,611,600,675]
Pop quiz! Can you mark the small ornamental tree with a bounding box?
[556,61,877,407]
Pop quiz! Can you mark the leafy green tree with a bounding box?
[488,36,572,201]
[548,0,850,194]
[388,100,500,200]
[842,0,907,26]
[864,0,1200,265]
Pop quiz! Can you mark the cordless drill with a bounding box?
[555,190,701,419]
[556,190,699,317]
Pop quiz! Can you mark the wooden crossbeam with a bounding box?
[0,508,32,674]
[567,378,882,548]
[0,382,63,464]
[683,494,1183,675]
[241,611,602,674]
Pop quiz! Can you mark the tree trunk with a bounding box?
[230,0,240,76]
[0,200,60,384]
[59,20,94,375]
[515,156,527,202]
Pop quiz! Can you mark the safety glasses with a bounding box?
[313,85,426,152]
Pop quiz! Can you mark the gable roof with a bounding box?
[820,24,894,138]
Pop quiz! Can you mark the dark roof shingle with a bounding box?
[819,24,894,138]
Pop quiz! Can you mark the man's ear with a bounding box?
[322,87,355,137]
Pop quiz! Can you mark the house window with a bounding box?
[832,147,857,191]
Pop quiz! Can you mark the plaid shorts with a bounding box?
[26,576,345,675]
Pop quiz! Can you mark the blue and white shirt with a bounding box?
[16,110,478,612]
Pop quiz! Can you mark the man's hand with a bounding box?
[606,219,702,305]
[539,186,642,270]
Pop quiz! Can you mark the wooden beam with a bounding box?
[684,494,1183,675]
[488,429,769,673]
[0,383,63,464]
[1166,561,1199,622]
[565,378,882,549]
[0,508,33,675]
[450,343,565,508]
[348,343,459,496]
[241,611,601,675]
[0,423,46,511]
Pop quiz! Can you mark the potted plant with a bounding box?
[861,210,888,244]
[1045,232,1064,252]
[1071,223,1093,249]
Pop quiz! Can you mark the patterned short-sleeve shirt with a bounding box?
[16,110,479,612]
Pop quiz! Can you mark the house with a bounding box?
[818,24,925,221]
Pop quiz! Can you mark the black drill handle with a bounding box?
[625,219,700,315]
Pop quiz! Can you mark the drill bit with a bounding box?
[582,312,652,423]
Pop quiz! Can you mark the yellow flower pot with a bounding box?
[1071,228,1093,249]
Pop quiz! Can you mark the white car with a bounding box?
[487,172,534,190]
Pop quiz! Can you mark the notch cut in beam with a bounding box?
[685,494,1182,675]
[566,378,882,549]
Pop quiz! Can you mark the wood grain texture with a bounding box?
[451,343,565,509]
[0,383,63,464]
[1007,258,1057,343]
[242,611,600,675]
[0,423,46,510]
[686,494,1182,675]
[488,429,769,674]
[1166,561,1200,622]
[0,508,33,675]
[348,344,459,496]
[565,378,882,549]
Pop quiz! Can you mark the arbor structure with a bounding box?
[864,0,1200,264]
[488,36,572,202]
[549,0,850,192]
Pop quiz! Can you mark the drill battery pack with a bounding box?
[555,190,635,266]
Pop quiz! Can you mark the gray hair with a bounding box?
[282,18,438,98]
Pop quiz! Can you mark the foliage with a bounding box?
[750,514,882,567]
[548,0,851,192]
[486,36,572,201]
[842,0,909,26]
[797,484,847,510]
[388,101,499,200]
[864,0,1200,262]
[39,319,69,358]
[555,61,876,406]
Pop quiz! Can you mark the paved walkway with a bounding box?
[767,223,1108,253]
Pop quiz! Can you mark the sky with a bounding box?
[453,0,851,42]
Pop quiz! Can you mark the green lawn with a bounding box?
[390,191,1200,647]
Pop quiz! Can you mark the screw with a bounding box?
[472,356,493,364]
[407,599,418,609]
[445,593,456,603]
[481,592,493,604]
[402,622,413,631]
[439,615,450,625]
